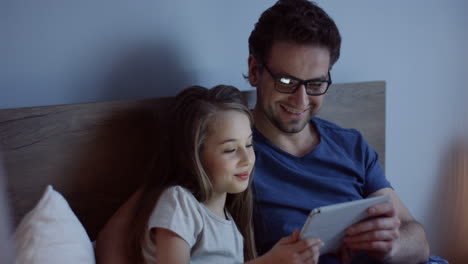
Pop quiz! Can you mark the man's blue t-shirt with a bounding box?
[252,117,391,262]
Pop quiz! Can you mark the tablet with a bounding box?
[299,195,390,254]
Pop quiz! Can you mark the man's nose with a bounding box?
[290,84,309,108]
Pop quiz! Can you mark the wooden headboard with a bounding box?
[0,81,385,240]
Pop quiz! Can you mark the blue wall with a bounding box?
[2,0,271,108]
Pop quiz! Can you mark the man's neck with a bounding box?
[253,110,320,157]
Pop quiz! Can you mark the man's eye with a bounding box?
[279,77,293,85]
[308,82,323,89]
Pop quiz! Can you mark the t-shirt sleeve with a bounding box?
[361,136,392,196]
[147,186,203,247]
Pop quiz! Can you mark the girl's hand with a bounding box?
[257,230,323,264]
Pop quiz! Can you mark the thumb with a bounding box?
[279,229,300,245]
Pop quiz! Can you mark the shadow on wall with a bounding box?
[60,98,174,239]
[431,138,468,263]
[100,41,196,101]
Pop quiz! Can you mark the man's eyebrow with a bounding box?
[305,75,329,82]
[218,134,253,145]
[277,71,328,81]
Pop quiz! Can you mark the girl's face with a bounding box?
[201,110,255,195]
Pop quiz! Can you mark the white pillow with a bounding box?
[13,185,95,264]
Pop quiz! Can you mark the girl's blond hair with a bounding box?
[129,85,256,262]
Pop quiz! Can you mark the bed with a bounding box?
[0,81,385,242]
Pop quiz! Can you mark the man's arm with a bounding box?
[95,189,142,264]
[342,187,430,263]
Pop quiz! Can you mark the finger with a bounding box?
[291,229,300,241]
[344,240,394,253]
[344,229,399,243]
[303,237,324,247]
[347,216,400,235]
[302,252,319,264]
[292,238,323,252]
[367,201,395,217]
[278,229,300,245]
[298,245,321,264]
[314,252,320,264]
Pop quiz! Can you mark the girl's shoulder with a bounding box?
[163,185,193,195]
[150,185,203,227]
[158,185,199,208]
[144,186,204,260]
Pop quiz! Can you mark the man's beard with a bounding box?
[265,105,312,134]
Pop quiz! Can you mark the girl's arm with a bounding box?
[246,230,323,264]
[154,228,322,264]
[152,228,190,264]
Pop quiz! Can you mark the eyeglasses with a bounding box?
[262,63,332,96]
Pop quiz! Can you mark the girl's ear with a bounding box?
[247,55,260,87]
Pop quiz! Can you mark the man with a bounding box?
[246,0,430,263]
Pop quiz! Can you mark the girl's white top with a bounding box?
[142,186,244,264]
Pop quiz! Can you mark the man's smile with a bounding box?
[280,103,310,115]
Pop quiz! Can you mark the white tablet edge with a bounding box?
[299,195,390,254]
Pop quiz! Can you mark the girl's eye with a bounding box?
[224,148,236,153]
[246,143,253,148]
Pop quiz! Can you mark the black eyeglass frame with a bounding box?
[262,63,332,96]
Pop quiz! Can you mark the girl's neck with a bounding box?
[202,192,228,219]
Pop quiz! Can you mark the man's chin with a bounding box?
[274,120,309,134]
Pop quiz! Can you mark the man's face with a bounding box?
[249,42,331,134]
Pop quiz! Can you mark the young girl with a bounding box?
[97,85,323,264]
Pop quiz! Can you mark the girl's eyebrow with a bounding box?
[218,134,253,145]
[219,139,236,144]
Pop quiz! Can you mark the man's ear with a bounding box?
[247,55,260,87]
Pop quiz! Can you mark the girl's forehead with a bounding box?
[210,110,249,125]
[205,110,252,138]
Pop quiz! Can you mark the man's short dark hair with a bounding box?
[248,0,341,67]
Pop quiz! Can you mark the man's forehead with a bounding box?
[266,42,331,78]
